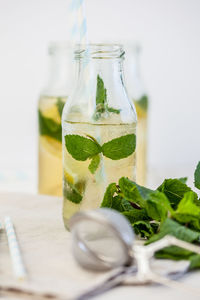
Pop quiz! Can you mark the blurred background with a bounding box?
[0,0,200,192]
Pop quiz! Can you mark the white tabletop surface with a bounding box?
[0,192,199,300]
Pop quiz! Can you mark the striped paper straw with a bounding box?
[69,0,88,45]
[69,0,90,76]
[4,216,26,280]
[68,0,106,183]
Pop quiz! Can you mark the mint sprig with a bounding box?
[65,133,136,174]
[93,75,120,120]
[101,161,200,269]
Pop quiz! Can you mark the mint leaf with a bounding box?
[172,191,200,230]
[132,220,154,238]
[102,134,136,160]
[56,97,65,117]
[63,181,85,204]
[122,209,149,223]
[157,178,191,209]
[147,218,200,261]
[189,254,200,270]
[38,110,62,142]
[101,183,118,208]
[147,218,200,245]
[65,135,101,161]
[119,177,153,208]
[145,191,173,222]
[94,75,121,120]
[135,94,148,111]
[155,246,194,260]
[106,105,120,114]
[88,154,101,174]
[120,198,134,212]
[178,177,188,184]
[96,75,106,112]
[194,161,200,190]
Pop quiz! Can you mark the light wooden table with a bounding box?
[0,192,199,300]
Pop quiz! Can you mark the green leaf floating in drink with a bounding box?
[38,110,62,142]
[63,181,85,204]
[38,97,66,142]
[65,133,136,174]
[94,75,120,120]
[102,134,136,160]
[88,154,101,174]
[65,135,101,161]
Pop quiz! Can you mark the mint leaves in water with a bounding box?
[38,110,62,142]
[38,97,66,142]
[101,161,200,269]
[65,133,136,174]
[93,75,120,120]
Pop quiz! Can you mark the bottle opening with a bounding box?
[75,44,125,60]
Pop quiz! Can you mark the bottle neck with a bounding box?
[77,58,125,92]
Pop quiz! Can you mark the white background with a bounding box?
[0,0,200,191]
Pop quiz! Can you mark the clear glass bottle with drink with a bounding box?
[38,42,73,196]
[62,44,137,228]
[124,44,149,186]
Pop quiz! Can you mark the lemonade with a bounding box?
[62,119,136,228]
[38,95,67,196]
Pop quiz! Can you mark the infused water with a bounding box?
[38,95,67,196]
[62,118,136,228]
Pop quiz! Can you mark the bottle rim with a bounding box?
[75,43,125,60]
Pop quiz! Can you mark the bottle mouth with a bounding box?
[75,44,125,60]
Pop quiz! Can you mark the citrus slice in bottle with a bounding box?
[42,105,61,124]
[64,167,78,185]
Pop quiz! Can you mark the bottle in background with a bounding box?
[124,44,149,186]
[38,42,74,196]
[62,44,137,228]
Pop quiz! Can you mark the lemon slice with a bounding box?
[42,105,61,124]
[40,135,62,158]
[64,167,78,185]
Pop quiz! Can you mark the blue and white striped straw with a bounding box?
[69,0,88,46]
[4,216,26,280]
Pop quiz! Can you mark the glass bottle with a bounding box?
[62,44,137,228]
[38,42,73,196]
[124,44,149,186]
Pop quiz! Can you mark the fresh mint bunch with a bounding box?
[65,133,136,174]
[101,162,200,269]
